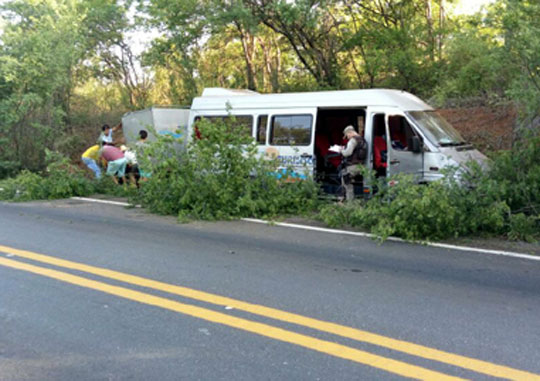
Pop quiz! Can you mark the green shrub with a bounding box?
[136,117,320,220]
[318,201,359,228]
[489,135,540,216]
[319,165,511,241]
[319,136,540,243]
[507,213,539,243]
[0,170,46,201]
[41,150,95,199]
[0,150,97,201]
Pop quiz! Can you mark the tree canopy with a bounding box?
[1,0,540,175]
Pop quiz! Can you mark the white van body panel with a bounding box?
[122,107,190,145]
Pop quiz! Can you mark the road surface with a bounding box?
[1,199,539,380]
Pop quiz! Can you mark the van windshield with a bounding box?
[407,111,465,147]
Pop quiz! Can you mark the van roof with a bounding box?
[122,105,190,118]
[191,88,433,112]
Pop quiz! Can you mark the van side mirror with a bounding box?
[410,136,423,153]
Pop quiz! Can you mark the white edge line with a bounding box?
[71,197,140,208]
[241,218,540,262]
[70,197,539,262]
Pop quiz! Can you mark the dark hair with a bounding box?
[102,124,110,131]
[139,130,148,139]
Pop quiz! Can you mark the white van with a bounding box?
[188,88,487,193]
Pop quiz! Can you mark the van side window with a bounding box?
[270,115,312,146]
[388,115,417,151]
[257,115,267,144]
[201,115,253,137]
[232,116,253,137]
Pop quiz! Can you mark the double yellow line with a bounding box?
[0,244,538,380]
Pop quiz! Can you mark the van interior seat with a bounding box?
[373,117,388,178]
[389,118,407,149]
[330,129,347,148]
[315,134,341,169]
[373,136,387,167]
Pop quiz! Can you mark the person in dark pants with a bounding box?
[340,125,367,201]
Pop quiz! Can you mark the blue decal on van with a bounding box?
[278,155,314,166]
[271,168,308,180]
[158,131,183,139]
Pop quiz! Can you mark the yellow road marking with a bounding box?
[0,256,463,381]
[1,244,539,380]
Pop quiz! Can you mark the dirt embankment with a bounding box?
[438,105,517,152]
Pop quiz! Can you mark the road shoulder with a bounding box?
[66,196,540,260]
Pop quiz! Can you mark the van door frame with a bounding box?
[366,107,397,177]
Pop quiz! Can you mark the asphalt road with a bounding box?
[1,199,540,380]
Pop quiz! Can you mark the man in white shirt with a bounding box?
[98,123,120,146]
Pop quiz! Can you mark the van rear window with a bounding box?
[270,115,312,146]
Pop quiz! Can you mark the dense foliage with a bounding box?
[0,150,95,200]
[0,0,143,177]
[319,136,540,242]
[1,0,540,242]
[135,118,321,220]
[1,127,538,242]
[1,0,540,176]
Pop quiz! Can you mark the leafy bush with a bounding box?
[320,136,540,242]
[41,150,96,199]
[489,136,540,216]
[0,170,47,201]
[320,168,509,241]
[0,150,97,201]
[507,213,539,243]
[136,117,320,220]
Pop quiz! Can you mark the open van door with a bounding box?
[386,113,424,180]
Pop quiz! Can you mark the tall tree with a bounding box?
[0,0,87,174]
[498,0,540,124]
[343,0,449,93]
[138,0,206,103]
[0,0,133,175]
[243,0,343,88]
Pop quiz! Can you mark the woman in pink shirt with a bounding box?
[101,145,127,184]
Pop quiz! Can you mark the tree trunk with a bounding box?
[236,22,257,91]
[439,0,445,60]
[425,0,435,62]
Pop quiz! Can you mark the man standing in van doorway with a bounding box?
[340,125,367,201]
